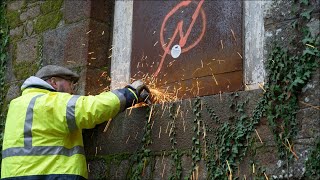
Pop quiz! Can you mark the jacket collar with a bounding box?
[21,76,56,91]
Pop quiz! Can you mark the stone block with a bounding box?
[87,20,110,68]
[4,45,17,83]
[25,20,33,37]
[7,0,25,11]
[153,156,173,179]
[40,0,63,14]
[43,21,90,67]
[16,36,39,63]
[264,1,296,25]
[178,157,206,179]
[72,66,87,95]
[87,158,107,180]
[90,0,114,23]
[264,20,298,53]
[6,84,21,102]
[255,146,278,169]
[20,5,40,22]
[34,11,63,34]
[83,107,147,155]
[296,107,320,139]
[85,67,111,96]
[109,160,130,180]
[64,1,91,24]
[9,25,24,39]
[239,146,278,179]
[181,155,192,178]
[6,9,22,28]
[255,118,275,143]
[270,145,312,179]
[307,18,320,38]
[299,68,320,109]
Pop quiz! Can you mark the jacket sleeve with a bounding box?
[74,91,121,129]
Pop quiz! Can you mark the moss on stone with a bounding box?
[34,11,62,33]
[40,0,63,14]
[1,84,10,112]
[5,10,21,28]
[89,153,131,165]
[13,61,39,80]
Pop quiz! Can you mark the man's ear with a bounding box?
[46,77,58,89]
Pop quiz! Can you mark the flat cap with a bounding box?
[35,65,80,82]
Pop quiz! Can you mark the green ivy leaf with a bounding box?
[300,9,313,20]
[292,77,305,87]
[303,49,315,56]
[302,37,313,44]
[300,0,309,5]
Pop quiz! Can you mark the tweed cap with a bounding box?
[35,65,79,82]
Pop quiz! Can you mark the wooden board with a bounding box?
[131,0,243,99]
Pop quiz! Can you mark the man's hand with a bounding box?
[127,80,151,103]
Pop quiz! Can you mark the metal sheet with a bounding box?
[131,0,243,99]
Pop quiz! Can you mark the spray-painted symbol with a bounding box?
[171,45,181,58]
[154,0,206,77]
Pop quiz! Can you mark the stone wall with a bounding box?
[2,0,319,179]
[84,0,320,179]
[4,0,114,104]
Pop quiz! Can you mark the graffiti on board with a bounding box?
[154,0,206,77]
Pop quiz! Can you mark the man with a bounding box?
[1,65,150,179]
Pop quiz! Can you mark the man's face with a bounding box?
[48,77,76,94]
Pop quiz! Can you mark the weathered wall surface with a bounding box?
[2,0,319,180]
[2,0,114,176]
[3,0,114,104]
[84,0,320,179]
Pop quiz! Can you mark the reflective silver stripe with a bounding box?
[2,94,84,159]
[66,95,80,132]
[24,94,44,148]
[2,145,85,158]
[112,89,126,111]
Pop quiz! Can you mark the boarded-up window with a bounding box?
[131,0,243,99]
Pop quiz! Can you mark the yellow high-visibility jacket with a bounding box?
[1,76,135,179]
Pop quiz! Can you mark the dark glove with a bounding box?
[126,80,150,103]
[112,80,151,111]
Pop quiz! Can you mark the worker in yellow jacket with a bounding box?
[1,65,150,180]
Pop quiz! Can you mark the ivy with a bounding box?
[205,94,266,179]
[168,103,182,180]
[304,139,320,179]
[186,97,202,179]
[0,0,9,175]
[264,6,319,160]
[127,106,153,179]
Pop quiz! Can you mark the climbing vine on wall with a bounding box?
[304,138,320,179]
[168,103,182,180]
[204,94,267,179]
[0,0,9,174]
[264,0,319,159]
[94,0,318,179]
[202,0,319,178]
[128,106,153,179]
[187,97,202,179]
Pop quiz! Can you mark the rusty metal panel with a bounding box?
[131,0,243,99]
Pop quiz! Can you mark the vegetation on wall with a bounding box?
[127,106,153,179]
[304,139,320,179]
[168,103,182,180]
[123,0,319,179]
[0,0,318,179]
[264,0,319,160]
[0,0,9,175]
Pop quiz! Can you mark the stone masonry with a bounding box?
[2,0,319,179]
